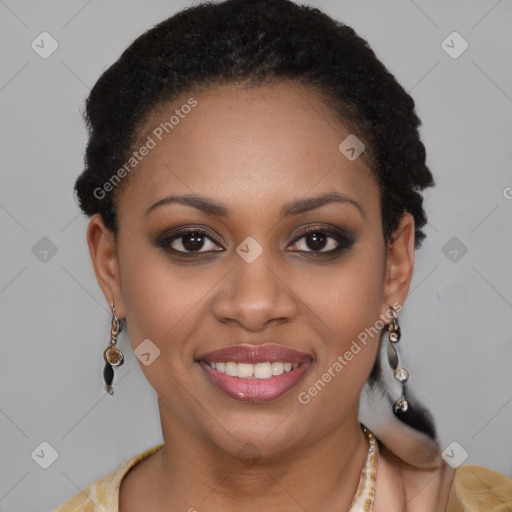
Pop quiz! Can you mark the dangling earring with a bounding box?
[103,303,124,396]
[386,304,409,416]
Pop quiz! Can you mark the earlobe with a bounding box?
[382,212,415,312]
[86,214,125,316]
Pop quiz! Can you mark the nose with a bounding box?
[211,251,298,332]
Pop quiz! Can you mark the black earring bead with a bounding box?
[104,361,114,395]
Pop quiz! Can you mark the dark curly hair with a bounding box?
[75,0,437,442]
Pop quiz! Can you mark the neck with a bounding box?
[151,398,370,511]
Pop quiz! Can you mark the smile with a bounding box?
[197,343,313,403]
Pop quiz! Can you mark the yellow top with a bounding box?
[53,444,512,512]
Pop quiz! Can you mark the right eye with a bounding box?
[158,229,224,256]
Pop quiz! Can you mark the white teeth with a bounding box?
[254,362,272,379]
[207,361,301,378]
[270,362,284,375]
[237,363,254,378]
[208,361,299,379]
[225,362,238,377]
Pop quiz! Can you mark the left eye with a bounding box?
[288,229,350,254]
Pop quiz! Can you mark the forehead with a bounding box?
[117,82,379,219]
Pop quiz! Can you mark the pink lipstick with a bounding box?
[197,344,313,403]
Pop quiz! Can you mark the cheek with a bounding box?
[295,288,383,433]
[117,237,224,363]
[308,241,385,341]
[297,245,385,401]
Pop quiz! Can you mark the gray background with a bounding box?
[1,0,511,510]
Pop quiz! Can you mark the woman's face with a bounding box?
[88,82,414,458]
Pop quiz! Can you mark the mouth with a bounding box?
[196,344,313,403]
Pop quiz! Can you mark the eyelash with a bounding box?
[156,226,355,259]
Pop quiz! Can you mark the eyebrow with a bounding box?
[145,191,364,218]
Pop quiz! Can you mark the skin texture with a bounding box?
[87,82,452,510]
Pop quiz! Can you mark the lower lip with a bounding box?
[198,360,312,403]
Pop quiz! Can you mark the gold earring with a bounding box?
[103,303,124,396]
[386,304,409,415]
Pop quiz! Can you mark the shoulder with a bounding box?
[446,464,512,511]
[53,444,164,512]
[53,471,117,512]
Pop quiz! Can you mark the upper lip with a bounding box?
[197,343,313,364]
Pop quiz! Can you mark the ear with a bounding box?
[86,214,125,317]
[381,212,415,316]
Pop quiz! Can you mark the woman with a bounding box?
[54,0,512,510]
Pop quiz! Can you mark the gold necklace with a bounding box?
[348,425,378,511]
